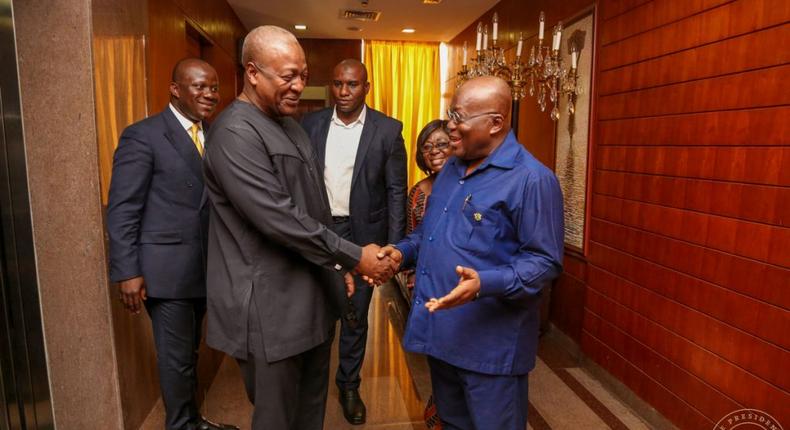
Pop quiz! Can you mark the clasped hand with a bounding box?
[352,244,402,286]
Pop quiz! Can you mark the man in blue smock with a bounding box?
[379,76,564,430]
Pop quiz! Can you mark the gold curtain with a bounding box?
[93,36,147,205]
[364,40,441,187]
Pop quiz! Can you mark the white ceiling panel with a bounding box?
[227,0,500,42]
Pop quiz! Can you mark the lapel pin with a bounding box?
[473,212,483,222]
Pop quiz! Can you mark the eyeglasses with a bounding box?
[446,109,499,124]
[421,139,450,152]
[251,62,309,87]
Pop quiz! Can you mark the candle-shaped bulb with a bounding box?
[552,25,561,51]
[570,44,577,69]
[556,21,563,50]
[463,41,468,66]
[492,12,499,41]
[483,24,488,50]
[516,31,523,57]
[539,11,545,41]
[476,22,482,51]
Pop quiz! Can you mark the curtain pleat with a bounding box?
[93,36,147,205]
[364,41,441,187]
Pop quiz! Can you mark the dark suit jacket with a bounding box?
[301,106,407,246]
[203,100,361,362]
[107,107,209,299]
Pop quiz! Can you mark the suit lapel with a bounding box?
[351,112,376,192]
[162,109,204,185]
[316,110,332,171]
[199,122,210,208]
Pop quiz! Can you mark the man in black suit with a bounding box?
[107,58,237,430]
[202,26,395,430]
[301,59,408,425]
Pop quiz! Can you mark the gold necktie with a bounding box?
[189,123,204,157]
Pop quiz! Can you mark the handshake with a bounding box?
[353,244,403,286]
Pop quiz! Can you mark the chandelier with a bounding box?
[457,12,582,121]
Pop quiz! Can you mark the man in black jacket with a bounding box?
[107,58,237,430]
[301,59,407,425]
[203,26,394,430]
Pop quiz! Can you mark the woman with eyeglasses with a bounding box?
[406,119,451,236]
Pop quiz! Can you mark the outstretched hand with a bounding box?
[425,266,480,312]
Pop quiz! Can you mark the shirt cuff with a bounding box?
[394,242,416,268]
[477,268,507,298]
[333,237,362,271]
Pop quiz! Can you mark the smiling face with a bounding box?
[169,61,219,121]
[446,94,495,162]
[446,78,510,166]
[421,128,451,173]
[245,41,308,118]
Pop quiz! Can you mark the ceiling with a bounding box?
[227,0,500,42]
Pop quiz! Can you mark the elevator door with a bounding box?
[0,0,54,429]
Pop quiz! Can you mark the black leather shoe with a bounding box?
[196,417,239,430]
[339,388,366,425]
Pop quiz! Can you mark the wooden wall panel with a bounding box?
[598,64,790,120]
[585,299,743,422]
[599,24,790,95]
[600,0,732,45]
[582,327,714,429]
[594,170,790,227]
[147,0,245,114]
[594,0,790,420]
[299,38,361,87]
[598,107,790,146]
[596,146,790,186]
[588,266,790,390]
[590,194,790,267]
[599,0,653,20]
[589,217,790,307]
[551,254,588,341]
[599,0,790,70]
[588,241,789,350]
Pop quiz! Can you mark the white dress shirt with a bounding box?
[324,105,367,216]
[169,103,204,145]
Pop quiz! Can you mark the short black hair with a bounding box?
[415,119,449,175]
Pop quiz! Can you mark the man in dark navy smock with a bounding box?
[379,76,565,430]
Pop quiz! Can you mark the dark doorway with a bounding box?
[0,1,54,428]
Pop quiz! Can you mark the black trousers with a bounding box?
[329,218,374,390]
[236,289,334,430]
[145,298,206,430]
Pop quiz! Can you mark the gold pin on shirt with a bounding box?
[474,212,483,222]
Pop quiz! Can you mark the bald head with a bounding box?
[241,25,303,67]
[171,58,214,82]
[456,76,512,121]
[334,58,368,82]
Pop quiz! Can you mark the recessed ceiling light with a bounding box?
[402,28,416,33]
[347,26,362,32]
[294,24,307,30]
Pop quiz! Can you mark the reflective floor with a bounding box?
[141,283,655,429]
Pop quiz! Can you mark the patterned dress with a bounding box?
[407,183,430,234]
